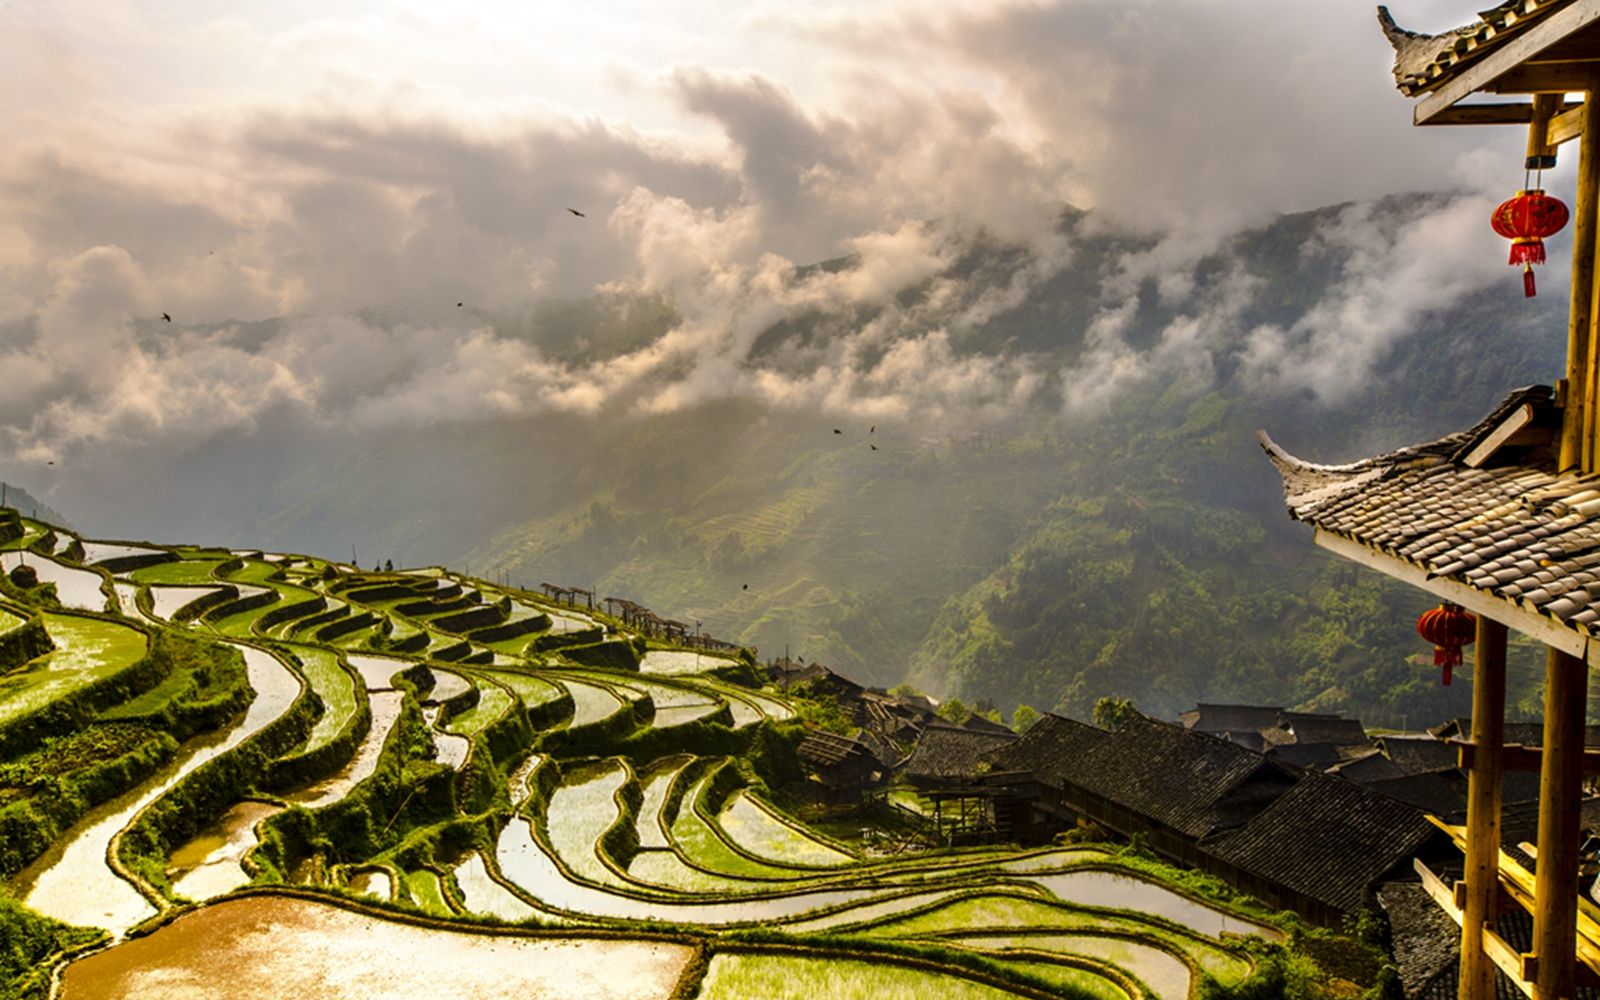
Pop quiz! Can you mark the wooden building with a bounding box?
[897,723,1020,843]
[981,713,1449,925]
[795,729,887,805]
[1257,4,1600,994]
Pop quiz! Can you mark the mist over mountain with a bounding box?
[9,191,1567,726]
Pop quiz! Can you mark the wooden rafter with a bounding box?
[1311,529,1591,661]
[1420,100,1582,127]
[1415,0,1600,124]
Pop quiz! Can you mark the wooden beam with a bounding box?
[1416,1,1600,124]
[1463,403,1537,468]
[1417,856,1463,922]
[1461,616,1507,1000]
[1454,739,1600,773]
[1491,61,1600,95]
[1534,647,1588,1000]
[1423,102,1541,126]
[1485,929,1539,998]
[1312,530,1590,660]
[1551,102,1590,147]
[1416,100,1584,133]
[1430,818,1600,980]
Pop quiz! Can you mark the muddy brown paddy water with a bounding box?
[59,894,695,1000]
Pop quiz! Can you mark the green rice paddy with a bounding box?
[283,646,360,755]
[2,520,1350,1000]
[0,614,148,726]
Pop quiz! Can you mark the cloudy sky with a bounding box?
[0,1,1545,475]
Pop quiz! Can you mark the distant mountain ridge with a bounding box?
[0,484,70,532]
[40,196,1567,727]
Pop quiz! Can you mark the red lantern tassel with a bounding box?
[1509,237,1546,266]
[1524,264,1537,298]
[1434,645,1462,686]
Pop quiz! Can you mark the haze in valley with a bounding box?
[0,1,1566,723]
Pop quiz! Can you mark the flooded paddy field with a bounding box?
[58,894,696,1000]
[2,524,1314,1000]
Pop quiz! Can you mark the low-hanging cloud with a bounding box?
[0,0,1548,478]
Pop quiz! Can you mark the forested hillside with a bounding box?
[39,197,1569,727]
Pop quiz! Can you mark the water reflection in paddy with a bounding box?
[78,542,167,565]
[287,692,404,808]
[57,894,694,1000]
[168,801,281,902]
[453,852,540,922]
[426,668,472,702]
[423,706,470,769]
[0,552,107,611]
[494,818,877,924]
[1030,870,1275,940]
[11,645,301,935]
[957,932,1193,1000]
[346,868,392,901]
[650,702,723,727]
[149,584,226,621]
[560,679,623,727]
[345,654,408,691]
[638,650,737,675]
[111,582,146,622]
[547,609,598,633]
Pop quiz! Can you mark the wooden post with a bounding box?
[1531,646,1588,1000]
[1460,616,1507,1000]
[1529,94,1562,167]
[1572,83,1600,471]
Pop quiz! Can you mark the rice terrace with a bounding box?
[0,504,1388,999]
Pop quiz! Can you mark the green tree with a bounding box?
[937,696,973,725]
[1012,704,1042,732]
[1092,696,1138,731]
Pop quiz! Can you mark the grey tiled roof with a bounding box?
[1363,773,1468,821]
[1379,0,1573,96]
[1178,703,1284,733]
[1282,712,1370,746]
[900,723,1017,780]
[797,730,875,768]
[1071,715,1289,839]
[1260,386,1600,639]
[1205,771,1438,914]
[983,713,1112,786]
[1376,735,1461,776]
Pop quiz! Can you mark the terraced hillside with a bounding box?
[0,509,1388,1000]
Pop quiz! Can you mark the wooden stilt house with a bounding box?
[1260,5,1600,996]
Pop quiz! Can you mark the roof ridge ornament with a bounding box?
[1377,5,1477,87]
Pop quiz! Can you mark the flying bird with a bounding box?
[567,207,586,218]
[161,312,172,322]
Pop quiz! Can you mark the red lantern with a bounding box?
[1491,189,1569,297]
[1417,602,1475,686]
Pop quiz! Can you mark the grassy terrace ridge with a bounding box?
[0,511,1393,1000]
